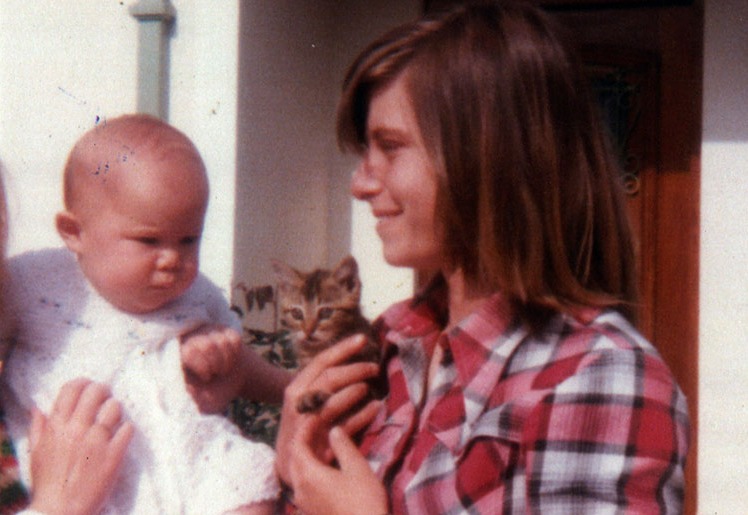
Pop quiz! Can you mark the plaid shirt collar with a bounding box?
[375,276,532,439]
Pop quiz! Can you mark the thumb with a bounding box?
[29,407,46,451]
[328,426,367,473]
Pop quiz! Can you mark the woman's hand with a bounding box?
[27,378,134,515]
[274,335,382,497]
[288,423,389,515]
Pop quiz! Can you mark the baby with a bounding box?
[1,114,278,514]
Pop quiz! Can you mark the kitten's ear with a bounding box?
[333,255,361,293]
[55,211,83,253]
[271,259,300,287]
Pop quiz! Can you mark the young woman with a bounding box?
[273,2,689,514]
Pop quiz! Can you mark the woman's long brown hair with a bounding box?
[338,1,638,332]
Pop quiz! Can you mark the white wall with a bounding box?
[233,0,418,322]
[0,0,239,292]
[698,0,748,511]
[168,1,239,292]
[0,1,138,254]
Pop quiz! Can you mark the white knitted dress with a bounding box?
[1,248,278,514]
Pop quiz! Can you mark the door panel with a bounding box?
[548,7,702,514]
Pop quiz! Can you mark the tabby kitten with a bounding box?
[272,255,379,412]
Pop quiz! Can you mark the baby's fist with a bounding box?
[180,324,242,383]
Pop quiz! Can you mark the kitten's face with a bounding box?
[272,256,362,365]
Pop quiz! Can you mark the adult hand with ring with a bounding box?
[27,377,134,515]
[275,335,381,486]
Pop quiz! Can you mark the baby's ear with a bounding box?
[55,210,83,252]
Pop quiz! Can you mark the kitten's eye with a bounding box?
[318,307,334,320]
[290,308,304,321]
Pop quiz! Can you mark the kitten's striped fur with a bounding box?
[272,255,379,412]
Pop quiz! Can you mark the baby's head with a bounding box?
[56,114,209,314]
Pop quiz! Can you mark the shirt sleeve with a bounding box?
[522,347,689,514]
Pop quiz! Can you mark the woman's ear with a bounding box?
[55,210,83,252]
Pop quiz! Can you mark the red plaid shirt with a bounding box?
[360,280,689,514]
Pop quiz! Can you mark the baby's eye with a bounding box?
[180,236,200,246]
[136,237,159,246]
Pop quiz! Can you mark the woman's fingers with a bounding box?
[289,416,330,479]
[277,334,381,485]
[329,427,369,474]
[28,379,134,515]
[317,382,371,422]
[50,377,91,420]
[28,407,45,451]
[291,335,371,385]
[46,379,128,443]
[286,360,379,407]
[73,381,114,426]
[108,421,135,462]
[318,397,382,463]
[95,397,124,433]
[337,399,382,438]
[284,335,379,417]
[287,420,389,515]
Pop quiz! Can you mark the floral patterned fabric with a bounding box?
[0,409,27,514]
[228,329,297,447]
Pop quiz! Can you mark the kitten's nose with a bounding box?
[303,321,317,338]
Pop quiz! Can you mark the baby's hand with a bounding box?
[180,324,248,414]
[180,324,242,383]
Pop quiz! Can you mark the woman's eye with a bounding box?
[379,139,402,153]
[318,307,334,320]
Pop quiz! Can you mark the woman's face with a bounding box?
[350,73,443,272]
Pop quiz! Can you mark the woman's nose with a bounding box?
[350,160,382,200]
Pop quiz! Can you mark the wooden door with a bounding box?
[425,1,702,512]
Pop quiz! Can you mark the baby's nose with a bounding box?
[156,247,180,269]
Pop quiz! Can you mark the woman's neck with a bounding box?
[444,268,491,330]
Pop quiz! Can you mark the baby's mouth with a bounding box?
[151,275,177,289]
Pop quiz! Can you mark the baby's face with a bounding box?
[74,157,208,314]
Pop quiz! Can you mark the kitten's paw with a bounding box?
[296,390,331,413]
